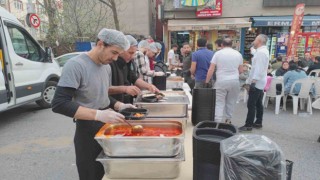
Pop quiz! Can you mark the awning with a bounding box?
[251,16,320,27]
[168,18,252,31]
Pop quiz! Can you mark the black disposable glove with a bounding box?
[250,83,256,91]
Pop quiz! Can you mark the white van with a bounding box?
[0,7,61,112]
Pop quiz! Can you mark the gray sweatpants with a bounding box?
[214,79,240,122]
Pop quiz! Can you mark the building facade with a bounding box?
[162,0,320,61]
[117,0,157,38]
[1,0,49,45]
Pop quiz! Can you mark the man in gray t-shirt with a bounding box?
[58,53,112,109]
[52,29,135,180]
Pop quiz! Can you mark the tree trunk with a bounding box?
[43,0,57,47]
[109,0,120,30]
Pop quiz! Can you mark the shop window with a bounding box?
[14,0,23,10]
[7,25,42,62]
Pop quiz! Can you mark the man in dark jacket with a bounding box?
[307,56,320,76]
[182,42,194,89]
[109,35,159,103]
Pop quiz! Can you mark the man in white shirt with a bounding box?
[239,34,270,132]
[205,38,243,123]
[168,44,178,69]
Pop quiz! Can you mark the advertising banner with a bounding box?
[286,3,305,60]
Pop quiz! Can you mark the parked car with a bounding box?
[0,7,61,112]
[55,52,83,69]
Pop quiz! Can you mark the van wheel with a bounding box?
[36,81,57,108]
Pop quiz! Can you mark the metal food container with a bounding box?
[96,148,185,179]
[95,120,185,157]
[160,90,186,96]
[166,80,184,89]
[134,94,189,118]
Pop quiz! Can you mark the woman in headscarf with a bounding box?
[275,61,289,76]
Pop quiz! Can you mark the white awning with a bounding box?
[168,18,251,31]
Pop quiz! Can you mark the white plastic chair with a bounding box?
[308,69,320,77]
[283,78,314,115]
[312,98,320,109]
[263,78,284,114]
[313,78,320,100]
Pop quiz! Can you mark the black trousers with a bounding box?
[74,120,105,180]
[245,87,264,127]
[184,76,195,90]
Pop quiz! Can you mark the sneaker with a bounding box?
[252,123,263,129]
[238,126,252,132]
[225,119,232,124]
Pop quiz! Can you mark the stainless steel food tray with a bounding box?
[95,120,185,157]
[96,147,185,179]
[160,90,186,96]
[166,80,184,89]
[134,94,189,118]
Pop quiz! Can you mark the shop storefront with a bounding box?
[165,18,251,53]
[247,15,320,60]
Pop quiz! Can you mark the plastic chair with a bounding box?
[308,69,320,77]
[264,78,284,114]
[283,78,314,115]
[312,78,320,100]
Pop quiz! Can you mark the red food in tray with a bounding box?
[104,126,182,137]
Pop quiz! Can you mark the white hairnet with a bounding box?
[155,42,162,50]
[149,42,158,53]
[125,35,138,46]
[138,40,150,49]
[97,28,130,51]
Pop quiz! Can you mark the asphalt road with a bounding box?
[0,103,78,180]
[0,100,320,180]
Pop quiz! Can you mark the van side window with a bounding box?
[7,26,41,62]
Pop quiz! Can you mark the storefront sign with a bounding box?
[286,3,305,59]
[168,18,251,31]
[251,16,320,27]
[196,0,222,18]
[169,24,246,31]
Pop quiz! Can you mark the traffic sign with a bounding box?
[29,14,41,28]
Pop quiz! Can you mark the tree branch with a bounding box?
[99,0,112,8]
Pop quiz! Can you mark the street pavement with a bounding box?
[0,100,319,180]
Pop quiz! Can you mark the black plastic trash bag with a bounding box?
[220,134,286,180]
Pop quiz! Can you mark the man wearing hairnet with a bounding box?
[52,29,136,180]
[148,42,163,70]
[134,40,165,83]
[109,35,159,103]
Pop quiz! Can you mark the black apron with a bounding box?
[74,120,105,180]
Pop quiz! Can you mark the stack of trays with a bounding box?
[95,120,186,179]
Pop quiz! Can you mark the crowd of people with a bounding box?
[172,34,320,131]
[50,27,320,179]
[169,35,270,131]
